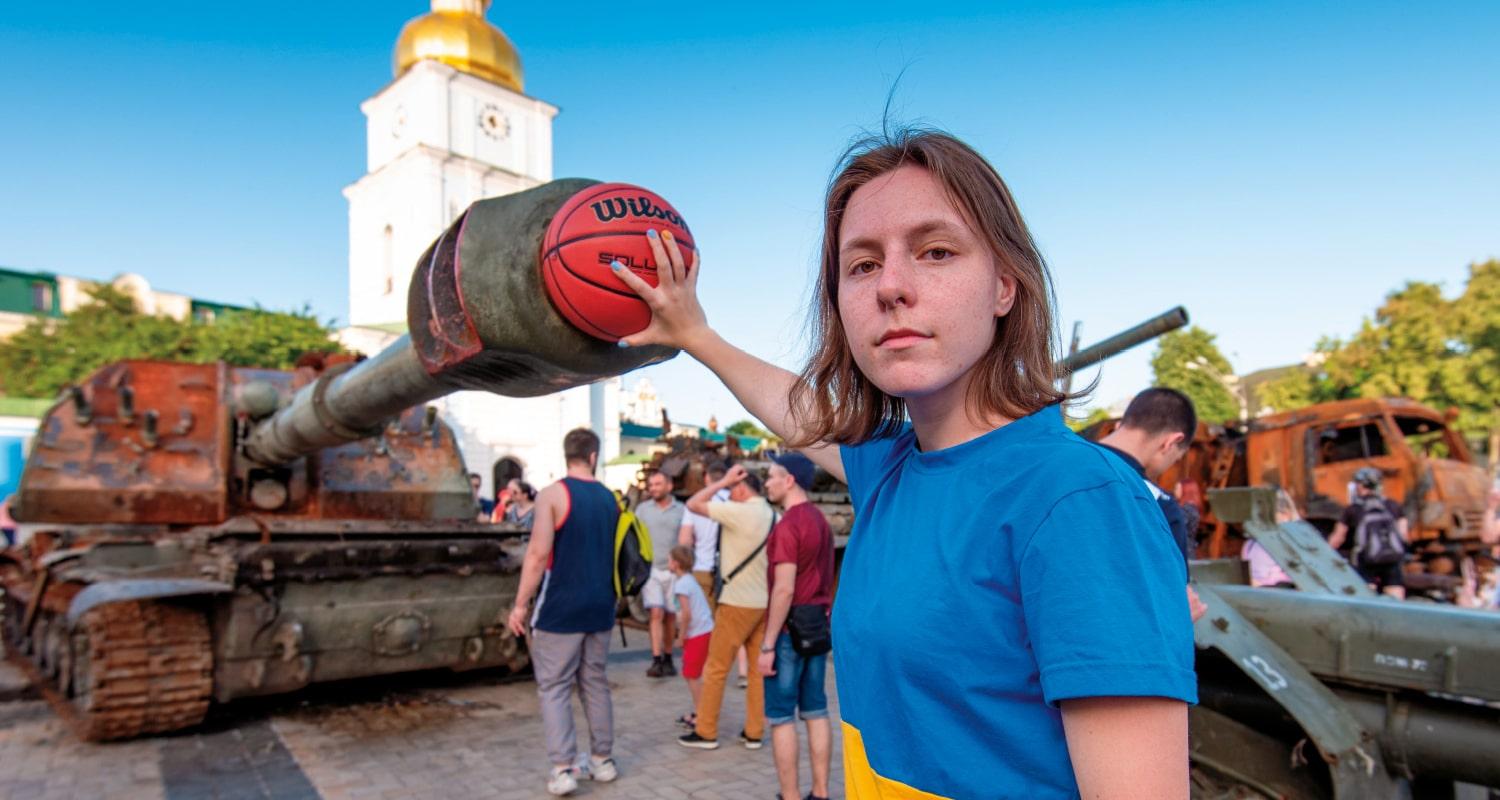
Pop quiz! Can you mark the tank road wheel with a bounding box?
[69,600,213,741]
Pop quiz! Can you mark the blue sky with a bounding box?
[2,1,1496,426]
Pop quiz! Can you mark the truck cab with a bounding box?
[1247,398,1489,549]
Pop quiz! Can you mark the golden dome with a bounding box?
[394,0,523,92]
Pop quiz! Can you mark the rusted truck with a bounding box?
[0,179,679,740]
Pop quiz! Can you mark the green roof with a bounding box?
[621,421,664,439]
[190,298,253,316]
[697,429,765,451]
[0,397,54,418]
[606,452,652,466]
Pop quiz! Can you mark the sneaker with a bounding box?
[586,756,618,782]
[739,729,763,750]
[546,766,578,796]
[646,656,667,678]
[678,731,720,750]
[805,795,831,800]
[662,656,677,677]
[737,676,749,689]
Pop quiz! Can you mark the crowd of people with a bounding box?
[506,429,835,798]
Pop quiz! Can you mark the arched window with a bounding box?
[381,224,395,296]
[493,456,524,498]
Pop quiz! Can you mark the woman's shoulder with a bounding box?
[976,416,1139,489]
[840,423,917,476]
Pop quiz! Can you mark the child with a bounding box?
[668,544,714,729]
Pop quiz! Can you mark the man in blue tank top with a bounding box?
[508,428,621,796]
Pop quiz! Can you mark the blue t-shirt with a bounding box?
[833,405,1196,799]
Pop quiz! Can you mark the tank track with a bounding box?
[5,598,213,741]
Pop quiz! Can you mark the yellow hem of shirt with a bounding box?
[843,721,953,800]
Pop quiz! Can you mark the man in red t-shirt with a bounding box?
[758,452,833,800]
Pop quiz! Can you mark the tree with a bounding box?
[1150,326,1240,424]
[0,285,342,399]
[1065,406,1112,433]
[1255,260,1500,461]
[1448,260,1500,458]
[724,418,774,440]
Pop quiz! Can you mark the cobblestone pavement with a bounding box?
[0,635,844,799]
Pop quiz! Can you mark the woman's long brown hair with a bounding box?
[787,129,1067,447]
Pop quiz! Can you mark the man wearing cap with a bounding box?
[757,452,835,800]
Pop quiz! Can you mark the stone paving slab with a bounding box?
[0,633,843,799]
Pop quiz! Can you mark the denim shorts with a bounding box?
[763,632,829,726]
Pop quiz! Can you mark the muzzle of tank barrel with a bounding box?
[407,178,676,395]
[243,179,677,465]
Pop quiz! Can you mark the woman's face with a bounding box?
[507,479,524,500]
[836,164,1016,405]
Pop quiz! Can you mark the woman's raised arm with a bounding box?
[610,229,845,483]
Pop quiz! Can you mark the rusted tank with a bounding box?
[1085,397,1492,596]
[0,179,678,740]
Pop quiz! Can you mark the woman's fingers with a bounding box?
[612,232,709,351]
[662,230,688,283]
[645,230,676,289]
[687,249,701,290]
[611,260,659,303]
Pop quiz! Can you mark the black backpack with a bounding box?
[1353,496,1404,566]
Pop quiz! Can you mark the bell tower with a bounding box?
[339,2,618,492]
[344,0,558,327]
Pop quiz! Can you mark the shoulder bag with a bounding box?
[785,603,832,657]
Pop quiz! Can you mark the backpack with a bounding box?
[613,497,653,598]
[1353,496,1404,566]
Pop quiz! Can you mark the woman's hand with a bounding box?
[610,228,710,351]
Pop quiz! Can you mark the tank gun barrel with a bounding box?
[242,179,677,465]
[1055,305,1188,376]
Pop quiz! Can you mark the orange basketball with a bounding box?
[540,182,695,342]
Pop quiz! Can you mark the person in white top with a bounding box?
[678,463,729,607]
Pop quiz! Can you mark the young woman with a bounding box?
[611,130,1195,798]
